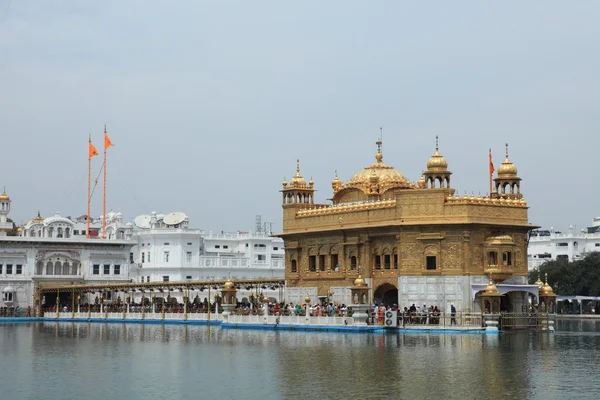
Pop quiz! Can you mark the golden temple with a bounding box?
[277,137,539,312]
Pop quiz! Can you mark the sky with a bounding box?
[1,1,599,233]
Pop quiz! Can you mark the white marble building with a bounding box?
[528,217,600,269]
[128,211,285,301]
[0,192,135,309]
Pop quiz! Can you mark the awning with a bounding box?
[471,284,540,301]
[3,286,15,293]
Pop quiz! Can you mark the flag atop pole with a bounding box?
[89,141,98,158]
[102,124,113,239]
[104,124,114,149]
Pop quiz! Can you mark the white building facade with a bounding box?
[528,218,600,269]
[128,211,285,301]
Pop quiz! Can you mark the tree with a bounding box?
[6,218,18,236]
[528,252,600,296]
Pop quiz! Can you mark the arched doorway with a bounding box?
[374,283,398,307]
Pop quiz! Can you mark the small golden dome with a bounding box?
[540,273,556,296]
[426,136,449,170]
[223,278,235,290]
[263,294,270,303]
[309,177,314,187]
[282,177,288,187]
[417,175,426,188]
[484,279,500,295]
[16,227,22,233]
[497,143,518,177]
[332,171,342,190]
[0,191,10,201]
[535,276,544,291]
[353,274,367,287]
[304,294,311,303]
[289,159,307,187]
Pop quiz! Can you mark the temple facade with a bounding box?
[278,138,540,313]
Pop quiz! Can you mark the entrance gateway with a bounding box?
[373,283,398,306]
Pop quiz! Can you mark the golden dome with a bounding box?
[535,272,544,291]
[282,177,288,187]
[263,294,270,303]
[353,274,367,287]
[343,139,413,194]
[426,136,448,170]
[417,175,426,188]
[540,273,556,296]
[309,177,314,187]
[32,211,44,224]
[0,191,9,201]
[304,294,311,303]
[16,227,22,233]
[223,277,235,290]
[484,279,500,295]
[497,143,518,177]
[332,171,342,190]
[289,159,307,187]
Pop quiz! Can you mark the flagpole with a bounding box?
[102,124,107,239]
[87,135,92,239]
[489,148,493,195]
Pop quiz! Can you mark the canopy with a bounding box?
[471,284,539,301]
[3,286,15,293]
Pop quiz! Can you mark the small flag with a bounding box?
[489,149,495,174]
[104,125,114,149]
[89,142,98,158]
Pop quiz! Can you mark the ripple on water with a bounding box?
[0,322,599,400]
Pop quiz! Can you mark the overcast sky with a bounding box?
[1,1,599,233]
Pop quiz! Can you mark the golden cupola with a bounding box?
[337,138,414,200]
[422,136,452,189]
[497,143,518,177]
[0,191,9,201]
[493,143,522,199]
[289,159,307,188]
[281,159,315,205]
[331,170,342,193]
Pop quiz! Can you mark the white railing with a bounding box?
[227,314,354,326]
[43,311,224,321]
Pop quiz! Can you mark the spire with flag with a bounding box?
[102,124,114,239]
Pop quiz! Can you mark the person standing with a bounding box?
[450,304,457,325]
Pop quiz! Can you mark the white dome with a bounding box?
[44,212,74,226]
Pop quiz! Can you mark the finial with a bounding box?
[544,272,548,284]
[104,124,107,133]
[334,169,338,178]
[2,186,5,193]
[505,143,509,158]
[435,135,439,152]
[37,210,41,217]
[89,133,91,142]
[296,159,300,174]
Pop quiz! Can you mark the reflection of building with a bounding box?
[278,139,540,312]
[528,218,600,269]
[0,192,134,309]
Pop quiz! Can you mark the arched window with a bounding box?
[46,261,53,275]
[291,260,297,272]
[63,262,70,275]
[502,252,512,266]
[488,251,498,266]
[36,261,43,275]
[350,256,357,270]
[54,261,61,275]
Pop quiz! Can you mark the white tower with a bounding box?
[0,189,12,236]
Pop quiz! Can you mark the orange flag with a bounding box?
[104,125,114,149]
[488,149,495,174]
[89,142,98,158]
